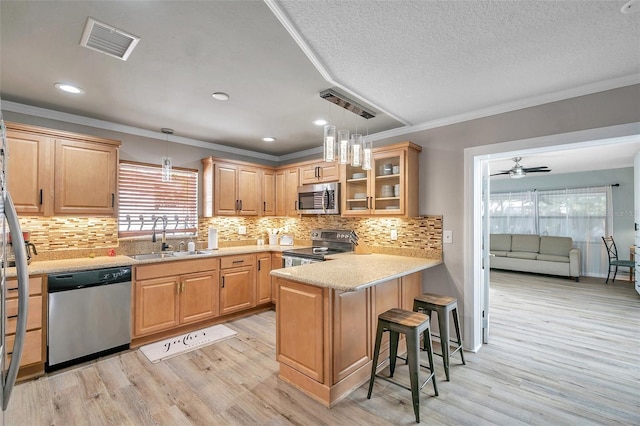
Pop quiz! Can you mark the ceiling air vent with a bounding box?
[320,89,376,119]
[80,17,140,61]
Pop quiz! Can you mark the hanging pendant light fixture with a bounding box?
[323,124,336,162]
[319,88,376,167]
[161,128,173,182]
[337,129,350,164]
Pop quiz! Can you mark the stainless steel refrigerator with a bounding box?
[0,109,30,423]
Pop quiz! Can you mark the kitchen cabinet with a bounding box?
[133,258,220,338]
[341,141,421,217]
[299,161,340,185]
[220,254,256,315]
[275,271,423,407]
[256,252,273,304]
[275,167,299,217]
[271,252,283,303]
[5,122,120,216]
[262,168,276,216]
[5,275,46,381]
[201,157,262,216]
[214,162,261,216]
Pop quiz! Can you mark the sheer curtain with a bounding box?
[490,185,612,277]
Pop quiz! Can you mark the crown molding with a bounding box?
[0,100,280,162]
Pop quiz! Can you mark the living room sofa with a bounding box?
[490,234,581,281]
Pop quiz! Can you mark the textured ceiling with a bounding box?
[1,0,639,159]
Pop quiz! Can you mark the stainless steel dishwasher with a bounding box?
[47,266,132,370]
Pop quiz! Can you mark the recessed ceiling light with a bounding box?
[313,119,328,126]
[212,92,229,101]
[262,137,276,142]
[54,83,85,94]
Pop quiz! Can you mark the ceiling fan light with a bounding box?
[509,168,526,178]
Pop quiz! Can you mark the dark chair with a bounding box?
[602,236,634,284]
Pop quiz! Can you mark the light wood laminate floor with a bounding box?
[6,272,640,425]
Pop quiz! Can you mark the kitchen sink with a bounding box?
[172,250,214,257]
[128,252,177,260]
[129,250,214,260]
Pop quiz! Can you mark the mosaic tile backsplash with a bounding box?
[19,215,442,261]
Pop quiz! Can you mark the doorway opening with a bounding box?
[464,122,640,351]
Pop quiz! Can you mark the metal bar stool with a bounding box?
[413,293,466,381]
[367,308,438,423]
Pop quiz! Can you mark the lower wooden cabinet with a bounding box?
[133,258,219,338]
[275,271,424,407]
[220,258,255,315]
[256,253,273,305]
[271,252,283,303]
[5,275,46,380]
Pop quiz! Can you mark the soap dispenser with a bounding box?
[187,240,196,253]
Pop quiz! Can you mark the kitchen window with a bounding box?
[118,161,198,237]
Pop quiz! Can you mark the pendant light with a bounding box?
[323,124,336,162]
[161,128,173,182]
[350,134,363,167]
[337,129,350,164]
[362,139,373,170]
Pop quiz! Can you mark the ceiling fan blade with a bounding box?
[527,169,551,173]
[490,171,511,176]
[522,166,550,172]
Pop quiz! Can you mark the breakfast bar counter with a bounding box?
[270,253,442,407]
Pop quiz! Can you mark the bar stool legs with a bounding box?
[367,308,438,423]
[414,293,466,381]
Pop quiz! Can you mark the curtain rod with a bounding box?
[492,183,620,195]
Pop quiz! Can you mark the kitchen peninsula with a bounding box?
[271,253,441,407]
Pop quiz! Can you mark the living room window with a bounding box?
[118,161,198,238]
[489,185,613,276]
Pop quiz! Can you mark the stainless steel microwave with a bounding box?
[297,182,340,215]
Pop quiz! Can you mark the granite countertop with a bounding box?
[5,245,305,277]
[270,253,442,292]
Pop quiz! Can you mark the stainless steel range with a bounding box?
[282,229,355,267]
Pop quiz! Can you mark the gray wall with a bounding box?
[491,167,635,256]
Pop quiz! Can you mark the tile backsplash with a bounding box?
[19,215,442,260]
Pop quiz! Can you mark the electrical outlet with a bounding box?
[238,226,247,235]
[443,230,453,244]
[390,229,398,241]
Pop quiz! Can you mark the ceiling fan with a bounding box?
[491,157,551,179]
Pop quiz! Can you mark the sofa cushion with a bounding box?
[511,234,540,253]
[539,236,573,257]
[537,254,570,263]
[507,251,538,260]
[490,234,512,252]
[490,251,508,257]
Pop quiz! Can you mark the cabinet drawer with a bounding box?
[6,295,42,333]
[6,329,43,366]
[6,276,43,298]
[136,257,220,281]
[220,254,255,269]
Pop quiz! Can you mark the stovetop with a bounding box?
[283,246,347,260]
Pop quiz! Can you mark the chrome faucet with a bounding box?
[151,216,172,251]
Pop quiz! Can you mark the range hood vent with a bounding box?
[80,17,140,61]
[320,89,376,119]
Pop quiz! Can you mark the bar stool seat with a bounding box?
[367,308,438,423]
[413,293,466,381]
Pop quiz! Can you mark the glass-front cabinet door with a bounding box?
[342,149,405,216]
[340,141,421,217]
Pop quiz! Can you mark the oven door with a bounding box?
[282,255,323,268]
[297,183,339,214]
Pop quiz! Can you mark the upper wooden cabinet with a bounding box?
[5,122,120,216]
[299,161,340,185]
[275,167,299,217]
[262,169,276,216]
[201,157,264,217]
[340,141,421,217]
